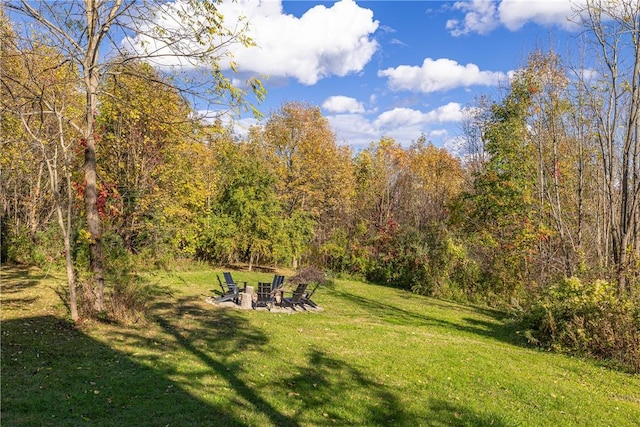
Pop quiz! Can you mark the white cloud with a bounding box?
[217,0,378,85]
[121,0,227,69]
[577,68,598,82]
[390,38,408,47]
[429,129,449,139]
[379,58,507,93]
[322,96,365,114]
[232,117,261,139]
[447,0,583,36]
[197,110,259,138]
[124,0,379,85]
[326,114,379,146]
[374,103,465,130]
[499,0,579,31]
[447,0,499,36]
[443,135,467,158]
[375,108,427,129]
[325,103,468,149]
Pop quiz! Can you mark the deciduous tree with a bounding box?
[6,0,264,313]
[262,102,354,267]
[1,18,83,319]
[575,0,640,291]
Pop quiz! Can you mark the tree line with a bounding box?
[1,1,638,370]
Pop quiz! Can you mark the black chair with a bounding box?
[301,283,320,308]
[254,275,286,309]
[271,274,285,295]
[253,282,274,310]
[282,283,309,310]
[215,272,245,303]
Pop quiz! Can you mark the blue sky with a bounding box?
[128,0,585,151]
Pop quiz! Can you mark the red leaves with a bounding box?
[96,182,120,219]
[71,180,121,219]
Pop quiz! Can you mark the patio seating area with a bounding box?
[207,272,322,312]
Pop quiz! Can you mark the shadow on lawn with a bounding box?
[428,398,512,427]
[279,349,514,426]
[282,348,407,425]
[1,268,514,426]
[1,315,252,426]
[151,295,300,427]
[0,264,51,294]
[332,289,525,347]
[151,296,508,426]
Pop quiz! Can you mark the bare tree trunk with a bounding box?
[21,110,80,320]
[83,78,105,312]
[55,201,78,320]
[81,0,117,312]
[28,163,44,235]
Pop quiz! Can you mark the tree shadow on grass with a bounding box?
[1,315,249,426]
[279,348,409,425]
[332,289,526,347]
[427,398,513,426]
[148,295,301,426]
[0,264,52,294]
[277,349,514,426]
[1,266,301,427]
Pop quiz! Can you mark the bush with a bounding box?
[73,232,156,324]
[287,266,332,286]
[363,224,481,302]
[521,277,640,372]
[3,224,65,268]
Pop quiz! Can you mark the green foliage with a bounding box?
[97,60,205,260]
[68,230,155,322]
[195,214,238,263]
[2,224,67,269]
[521,277,640,372]
[459,72,540,300]
[196,139,290,267]
[101,233,154,323]
[2,225,35,265]
[363,223,481,301]
[280,210,316,266]
[319,228,351,272]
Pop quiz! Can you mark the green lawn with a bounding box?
[2,265,639,426]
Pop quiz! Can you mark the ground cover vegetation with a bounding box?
[1,0,639,372]
[2,265,639,426]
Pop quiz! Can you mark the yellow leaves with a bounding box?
[127,110,141,121]
[77,229,93,245]
[408,140,463,199]
[263,102,353,218]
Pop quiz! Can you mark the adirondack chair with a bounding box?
[253,282,274,310]
[253,275,286,310]
[301,282,320,308]
[215,272,245,303]
[282,283,309,310]
[271,274,285,295]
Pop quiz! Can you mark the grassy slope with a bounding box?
[1,265,639,426]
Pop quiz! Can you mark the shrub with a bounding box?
[521,277,640,372]
[287,266,332,286]
[72,232,156,324]
[3,224,65,268]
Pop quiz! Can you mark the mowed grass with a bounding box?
[2,265,639,426]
